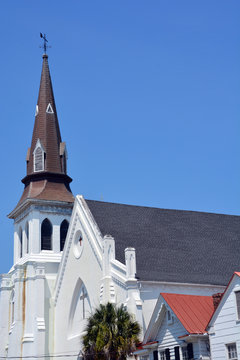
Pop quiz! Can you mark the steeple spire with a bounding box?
[27,54,63,175]
[9,54,74,217]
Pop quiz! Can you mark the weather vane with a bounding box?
[40,33,51,54]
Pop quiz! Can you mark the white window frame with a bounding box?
[234,288,240,321]
[159,351,166,360]
[226,343,238,360]
[167,309,174,325]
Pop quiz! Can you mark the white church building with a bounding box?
[0,53,240,360]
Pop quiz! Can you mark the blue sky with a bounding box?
[0,1,239,273]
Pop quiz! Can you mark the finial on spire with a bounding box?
[40,33,51,55]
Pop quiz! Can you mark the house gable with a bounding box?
[208,272,240,330]
[208,273,240,360]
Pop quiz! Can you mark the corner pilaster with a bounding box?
[101,235,116,304]
[124,248,143,331]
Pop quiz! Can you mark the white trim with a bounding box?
[208,274,239,328]
[33,139,45,172]
[226,342,238,360]
[140,280,225,289]
[234,288,240,322]
[167,309,174,325]
[53,201,103,305]
[46,103,54,114]
[73,230,84,259]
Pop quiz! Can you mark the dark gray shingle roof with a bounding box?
[86,200,240,286]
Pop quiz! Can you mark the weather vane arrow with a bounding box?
[40,33,51,54]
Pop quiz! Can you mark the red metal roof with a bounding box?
[161,293,215,334]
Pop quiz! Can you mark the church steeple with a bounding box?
[9,54,74,217]
[27,54,64,176]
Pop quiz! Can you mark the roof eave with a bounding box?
[8,197,74,219]
[178,333,208,341]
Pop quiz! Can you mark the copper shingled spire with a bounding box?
[27,54,63,175]
[10,53,74,215]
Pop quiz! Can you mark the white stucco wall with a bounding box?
[54,196,143,356]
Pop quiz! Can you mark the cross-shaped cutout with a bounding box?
[80,287,87,319]
[79,236,83,246]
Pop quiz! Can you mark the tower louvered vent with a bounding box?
[34,146,44,172]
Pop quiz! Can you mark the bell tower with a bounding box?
[0,51,75,359]
[8,52,74,264]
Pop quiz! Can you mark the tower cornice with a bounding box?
[8,197,74,220]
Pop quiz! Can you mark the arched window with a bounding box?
[60,220,69,251]
[41,219,52,250]
[25,222,29,254]
[19,228,23,258]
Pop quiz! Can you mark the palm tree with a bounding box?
[82,302,141,360]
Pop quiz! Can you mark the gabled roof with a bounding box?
[161,293,214,334]
[207,271,240,328]
[86,199,240,285]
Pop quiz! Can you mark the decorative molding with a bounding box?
[112,276,126,290]
[22,334,34,343]
[37,317,45,331]
[110,283,115,300]
[11,199,73,223]
[0,274,13,291]
[99,283,104,303]
[78,214,102,270]
[54,214,78,305]
[111,259,126,276]
[35,205,73,215]
[14,254,62,267]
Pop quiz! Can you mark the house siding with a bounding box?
[209,276,240,360]
[155,310,209,359]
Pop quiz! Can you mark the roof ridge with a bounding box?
[86,199,240,218]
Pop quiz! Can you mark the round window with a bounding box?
[73,231,84,259]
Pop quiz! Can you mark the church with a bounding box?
[0,52,240,360]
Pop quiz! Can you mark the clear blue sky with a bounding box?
[0,1,239,273]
